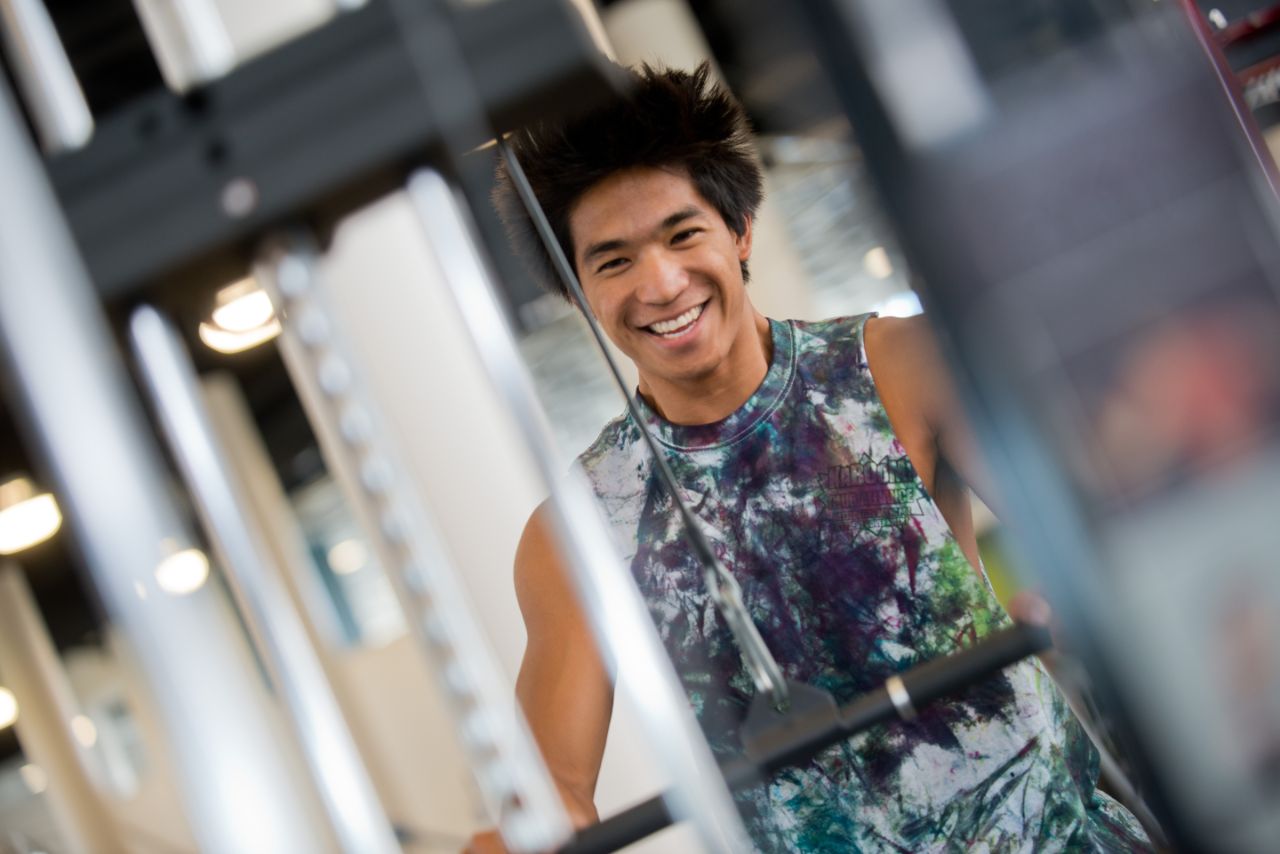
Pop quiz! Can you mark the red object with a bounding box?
[1215,4,1280,46]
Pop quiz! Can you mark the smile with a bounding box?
[646,302,706,338]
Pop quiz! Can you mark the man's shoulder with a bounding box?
[577,410,635,465]
[862,313,930,354]
[789,313,877,363]
[574,410,650,496]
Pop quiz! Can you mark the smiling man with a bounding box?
[476,64,1152,853]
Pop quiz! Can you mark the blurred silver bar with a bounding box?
[0,0,94,152]
[405,169,754,854]
[256,231,574,854]
[128,305,401,854]
[0,76,331,853]
[130,0,235,90]
[0,563,120,854]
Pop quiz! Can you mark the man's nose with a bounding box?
[635,250,687,304]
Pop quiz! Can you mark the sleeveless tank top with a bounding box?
[577,316,1153,852]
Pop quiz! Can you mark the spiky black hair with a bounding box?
[493,62,764,301]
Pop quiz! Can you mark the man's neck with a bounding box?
[637,310,773,425]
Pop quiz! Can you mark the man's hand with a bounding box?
[1006,588,1071,667]
[1006,589,1052,627]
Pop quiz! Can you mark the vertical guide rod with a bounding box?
[405,169,755,854]
[128,306,402,854]
[0,75,329,854]
[256,231,574,854]
[0,0,93,151]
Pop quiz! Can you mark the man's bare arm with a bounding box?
[513,502,615,826]
[865,314,991,569]
[865,314,1050,626]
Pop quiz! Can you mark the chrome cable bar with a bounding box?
[255,231,573,854]
[405,167,755,854]
[128,305,402,854]
[497,139,789,711]
[0,0,93,152]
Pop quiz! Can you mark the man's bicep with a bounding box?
[895,315,1002,513]
[512,505,613,820]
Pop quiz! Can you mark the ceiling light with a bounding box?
[200,277,280,354]
[326,538,368,575]
[155,547,210,595]
[212,286,274,333]
[0,476,62,555]
[198,318,282,354]
[862,246,894,280]
[70,714,97,748]
[19,764,46,795]
[0,687,17,729]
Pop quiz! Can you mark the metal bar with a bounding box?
[48,0,617,299]
[128,305,401,854]
[0,74,330,854]
[0,0,93,152]
[405,167,755,854]
[256,230,574,854]
[0,564,121,854]
[129,0,235,89]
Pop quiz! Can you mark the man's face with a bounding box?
[567,166,755,397]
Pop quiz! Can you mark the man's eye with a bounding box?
[596,258,626,274]
[672,228,702,244]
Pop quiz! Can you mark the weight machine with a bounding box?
[1,1,1277,851]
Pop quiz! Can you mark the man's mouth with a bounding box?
[645,302,706,338]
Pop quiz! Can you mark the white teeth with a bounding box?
[648,303,704,336]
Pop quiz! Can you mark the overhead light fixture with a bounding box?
[198,318,282,354]
[154,546,210,595]
[200,276,281,354]
[0,687,17,729]
[212,286,274,332]
[0,475,62,555]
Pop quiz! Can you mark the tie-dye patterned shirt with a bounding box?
[578,315,1152,852]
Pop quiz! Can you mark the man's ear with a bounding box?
[736,215,754,260]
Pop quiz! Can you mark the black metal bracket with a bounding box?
[43,0,623,303]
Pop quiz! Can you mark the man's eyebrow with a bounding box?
[583,238,626,264]
[660,207,703,230]
[581,207,707,264]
